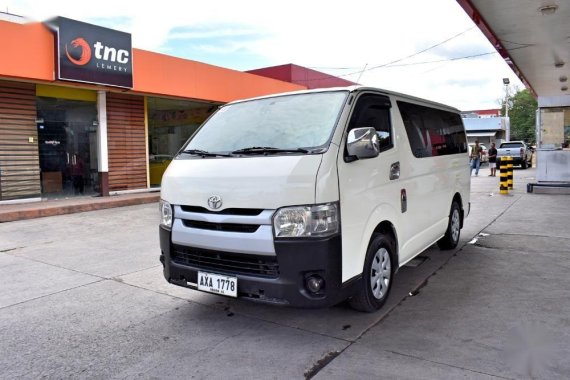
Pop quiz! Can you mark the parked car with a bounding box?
[480,144,489,163]
[496,141,533,169]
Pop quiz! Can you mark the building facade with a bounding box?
[462,116,507,146]
[0,15,305,203]
[247,64,356,89]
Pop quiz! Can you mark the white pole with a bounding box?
[505,84,510,141]
[97,90,109,195]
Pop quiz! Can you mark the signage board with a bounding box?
[48,17,133,88]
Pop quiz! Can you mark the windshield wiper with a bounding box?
[231,146,310,155]
[181,149,232,157]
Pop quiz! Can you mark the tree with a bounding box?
[502,89,537,142]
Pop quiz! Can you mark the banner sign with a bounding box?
[49,17,133,88]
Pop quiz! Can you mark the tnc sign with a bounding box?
[48,17,133,88]
[93,42,130,64]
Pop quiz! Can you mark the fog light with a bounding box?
[306,275,324,293]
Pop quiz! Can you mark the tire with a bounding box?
[521,160,528,169]
[349,233,395,312]
[437,201,461,250]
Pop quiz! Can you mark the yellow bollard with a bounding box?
[506,156,513,190]
[499,158,509,195]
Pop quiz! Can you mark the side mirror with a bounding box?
[347,127,380,161]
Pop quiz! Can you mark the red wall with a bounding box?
[248,64,356,89]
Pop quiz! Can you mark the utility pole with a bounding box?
[503,78,510,141]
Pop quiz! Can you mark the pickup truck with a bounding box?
[496,141,533,169]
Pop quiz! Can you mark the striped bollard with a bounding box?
[500,159,509,195]
[506,156,513,190]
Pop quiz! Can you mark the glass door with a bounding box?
[36,97,98,198]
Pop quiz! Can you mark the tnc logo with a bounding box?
[65,37,130,66]
[65,38,91,66]
[207,195,222,210]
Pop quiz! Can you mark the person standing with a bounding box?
[470,140,482,176]
[488,142,498,177]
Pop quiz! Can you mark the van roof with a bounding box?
[225,85,461,113]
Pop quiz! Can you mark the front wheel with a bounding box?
[349,233,395,312]
[521,160,528,169]
[437,201,461,250]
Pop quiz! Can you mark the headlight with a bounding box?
[159,200,173,229]
[273,203,339,238]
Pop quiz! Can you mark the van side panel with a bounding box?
[396,155,465,263]
[336,92,470,282]
[393,97,470,263]
[336,92,404,282]
[337,145,403,282]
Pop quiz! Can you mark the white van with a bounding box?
[159,86,470,312]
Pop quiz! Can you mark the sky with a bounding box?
[2,0,524,111]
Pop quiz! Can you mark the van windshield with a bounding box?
[183,91,348,155]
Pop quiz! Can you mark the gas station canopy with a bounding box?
[457,0,570,184]
[457,0,570,107]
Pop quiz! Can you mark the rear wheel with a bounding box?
[437,201,461,250]
[349,233,395,312]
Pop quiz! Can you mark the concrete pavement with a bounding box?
[0,165,569,379]
[317,166,570,379]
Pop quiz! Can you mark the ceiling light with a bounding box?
[562,86,568,91]
[538,4,558,15]
[555,61,565,68]
[560,76,568,82]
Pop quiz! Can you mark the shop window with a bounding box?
[148,98,217,186]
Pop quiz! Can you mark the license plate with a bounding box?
[197,271,238,298]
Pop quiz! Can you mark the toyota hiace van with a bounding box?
[159,86,470,312]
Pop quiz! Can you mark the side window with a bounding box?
[347,94,393,152]
[397,101,467,158]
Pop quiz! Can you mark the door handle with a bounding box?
[390,162,400,180]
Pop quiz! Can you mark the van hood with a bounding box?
[161,155,323,210]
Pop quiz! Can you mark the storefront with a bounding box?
[0,15,304,202]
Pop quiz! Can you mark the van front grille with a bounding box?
[182,220,259,233]
[171,245,279,278]
[180,206,264,216]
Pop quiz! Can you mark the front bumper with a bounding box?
[498,156,524,165]
[160,227,356,307]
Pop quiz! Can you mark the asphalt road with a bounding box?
[1,166,569,379]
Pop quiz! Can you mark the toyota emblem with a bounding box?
[207,195,222,210]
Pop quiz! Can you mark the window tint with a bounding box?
[348,94,393,152]
[397,101,467,158]
[499,142,524,148]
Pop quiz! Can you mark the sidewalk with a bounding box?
[317,165,570,379]
[0,191,160,223]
